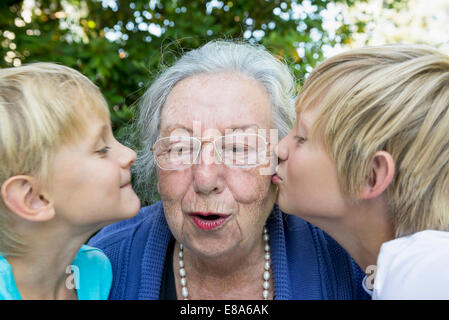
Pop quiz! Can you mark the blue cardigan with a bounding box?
[89,201,369,300]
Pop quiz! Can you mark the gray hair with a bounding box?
[134,40,296,204]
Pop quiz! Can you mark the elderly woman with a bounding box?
[89,40,368,300]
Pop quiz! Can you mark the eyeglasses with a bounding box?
[151,133,269,170]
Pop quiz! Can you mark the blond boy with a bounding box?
[274,44,449,299]
[0,63,140,299]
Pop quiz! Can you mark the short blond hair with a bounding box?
[0,63,110,256]
[297,44,449,237]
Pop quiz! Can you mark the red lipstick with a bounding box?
[189,212,230,230]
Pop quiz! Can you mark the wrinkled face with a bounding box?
[49,115,141,229]
[274,107,349,221]
[158,72,276,258]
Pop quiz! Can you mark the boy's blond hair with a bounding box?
[297,44,449,237]
[0,63,110,256]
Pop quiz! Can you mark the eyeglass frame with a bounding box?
[150,133,270,170]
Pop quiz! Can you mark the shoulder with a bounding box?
[74,245,112,271]
[87,201,170,299]
[272,209,368,299]
[0,256,10,275]
[377,230,449,267]
[87,200,167,274]
[72,245,113,300]
[0,256,21,300]
[373,230,449,299]
[88,201,165,249]
[281,211,351,261]
[381,229,449,251]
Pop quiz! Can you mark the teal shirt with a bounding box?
[0,245,112,300]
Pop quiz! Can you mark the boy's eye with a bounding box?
[294,136,307,144]
[96,146,111,155]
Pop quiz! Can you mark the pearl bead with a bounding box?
[263,281,270,289]
[182,287,188,298]
[179,268,186,277]
[180,277,186,286]
[179,260,184,268]
[179,251,183,259]
[265,253,270,260]
[263,290,269,299]
[264,244,270,252]
[264,271,270,281]
[263,234,269,242]
[265,261,270,270]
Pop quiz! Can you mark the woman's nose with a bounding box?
[192,142,225,195]
[192,165,223,195]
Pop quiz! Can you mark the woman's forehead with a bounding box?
[160,118,266,137]
[160,73,272,135]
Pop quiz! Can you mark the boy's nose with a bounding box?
[120,144,137,169]
[275,135,289,162]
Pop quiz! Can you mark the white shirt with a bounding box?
[372,230,449,299]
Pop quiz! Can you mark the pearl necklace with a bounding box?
[177,226,272,300]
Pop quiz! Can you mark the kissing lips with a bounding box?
[271,173,282,184]
[189,212,230,230]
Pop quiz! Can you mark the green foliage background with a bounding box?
[0,0,380,204]
[0,0,368,133]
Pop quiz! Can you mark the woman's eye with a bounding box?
[96,146,111,155]
[231,145,247,153]
[170,145,191,153]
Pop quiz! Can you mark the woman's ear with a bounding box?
[360,151,395,200]
[1,175,55,222]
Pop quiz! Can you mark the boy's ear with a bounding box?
[1,175,55,222]
[360,151,395,200]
